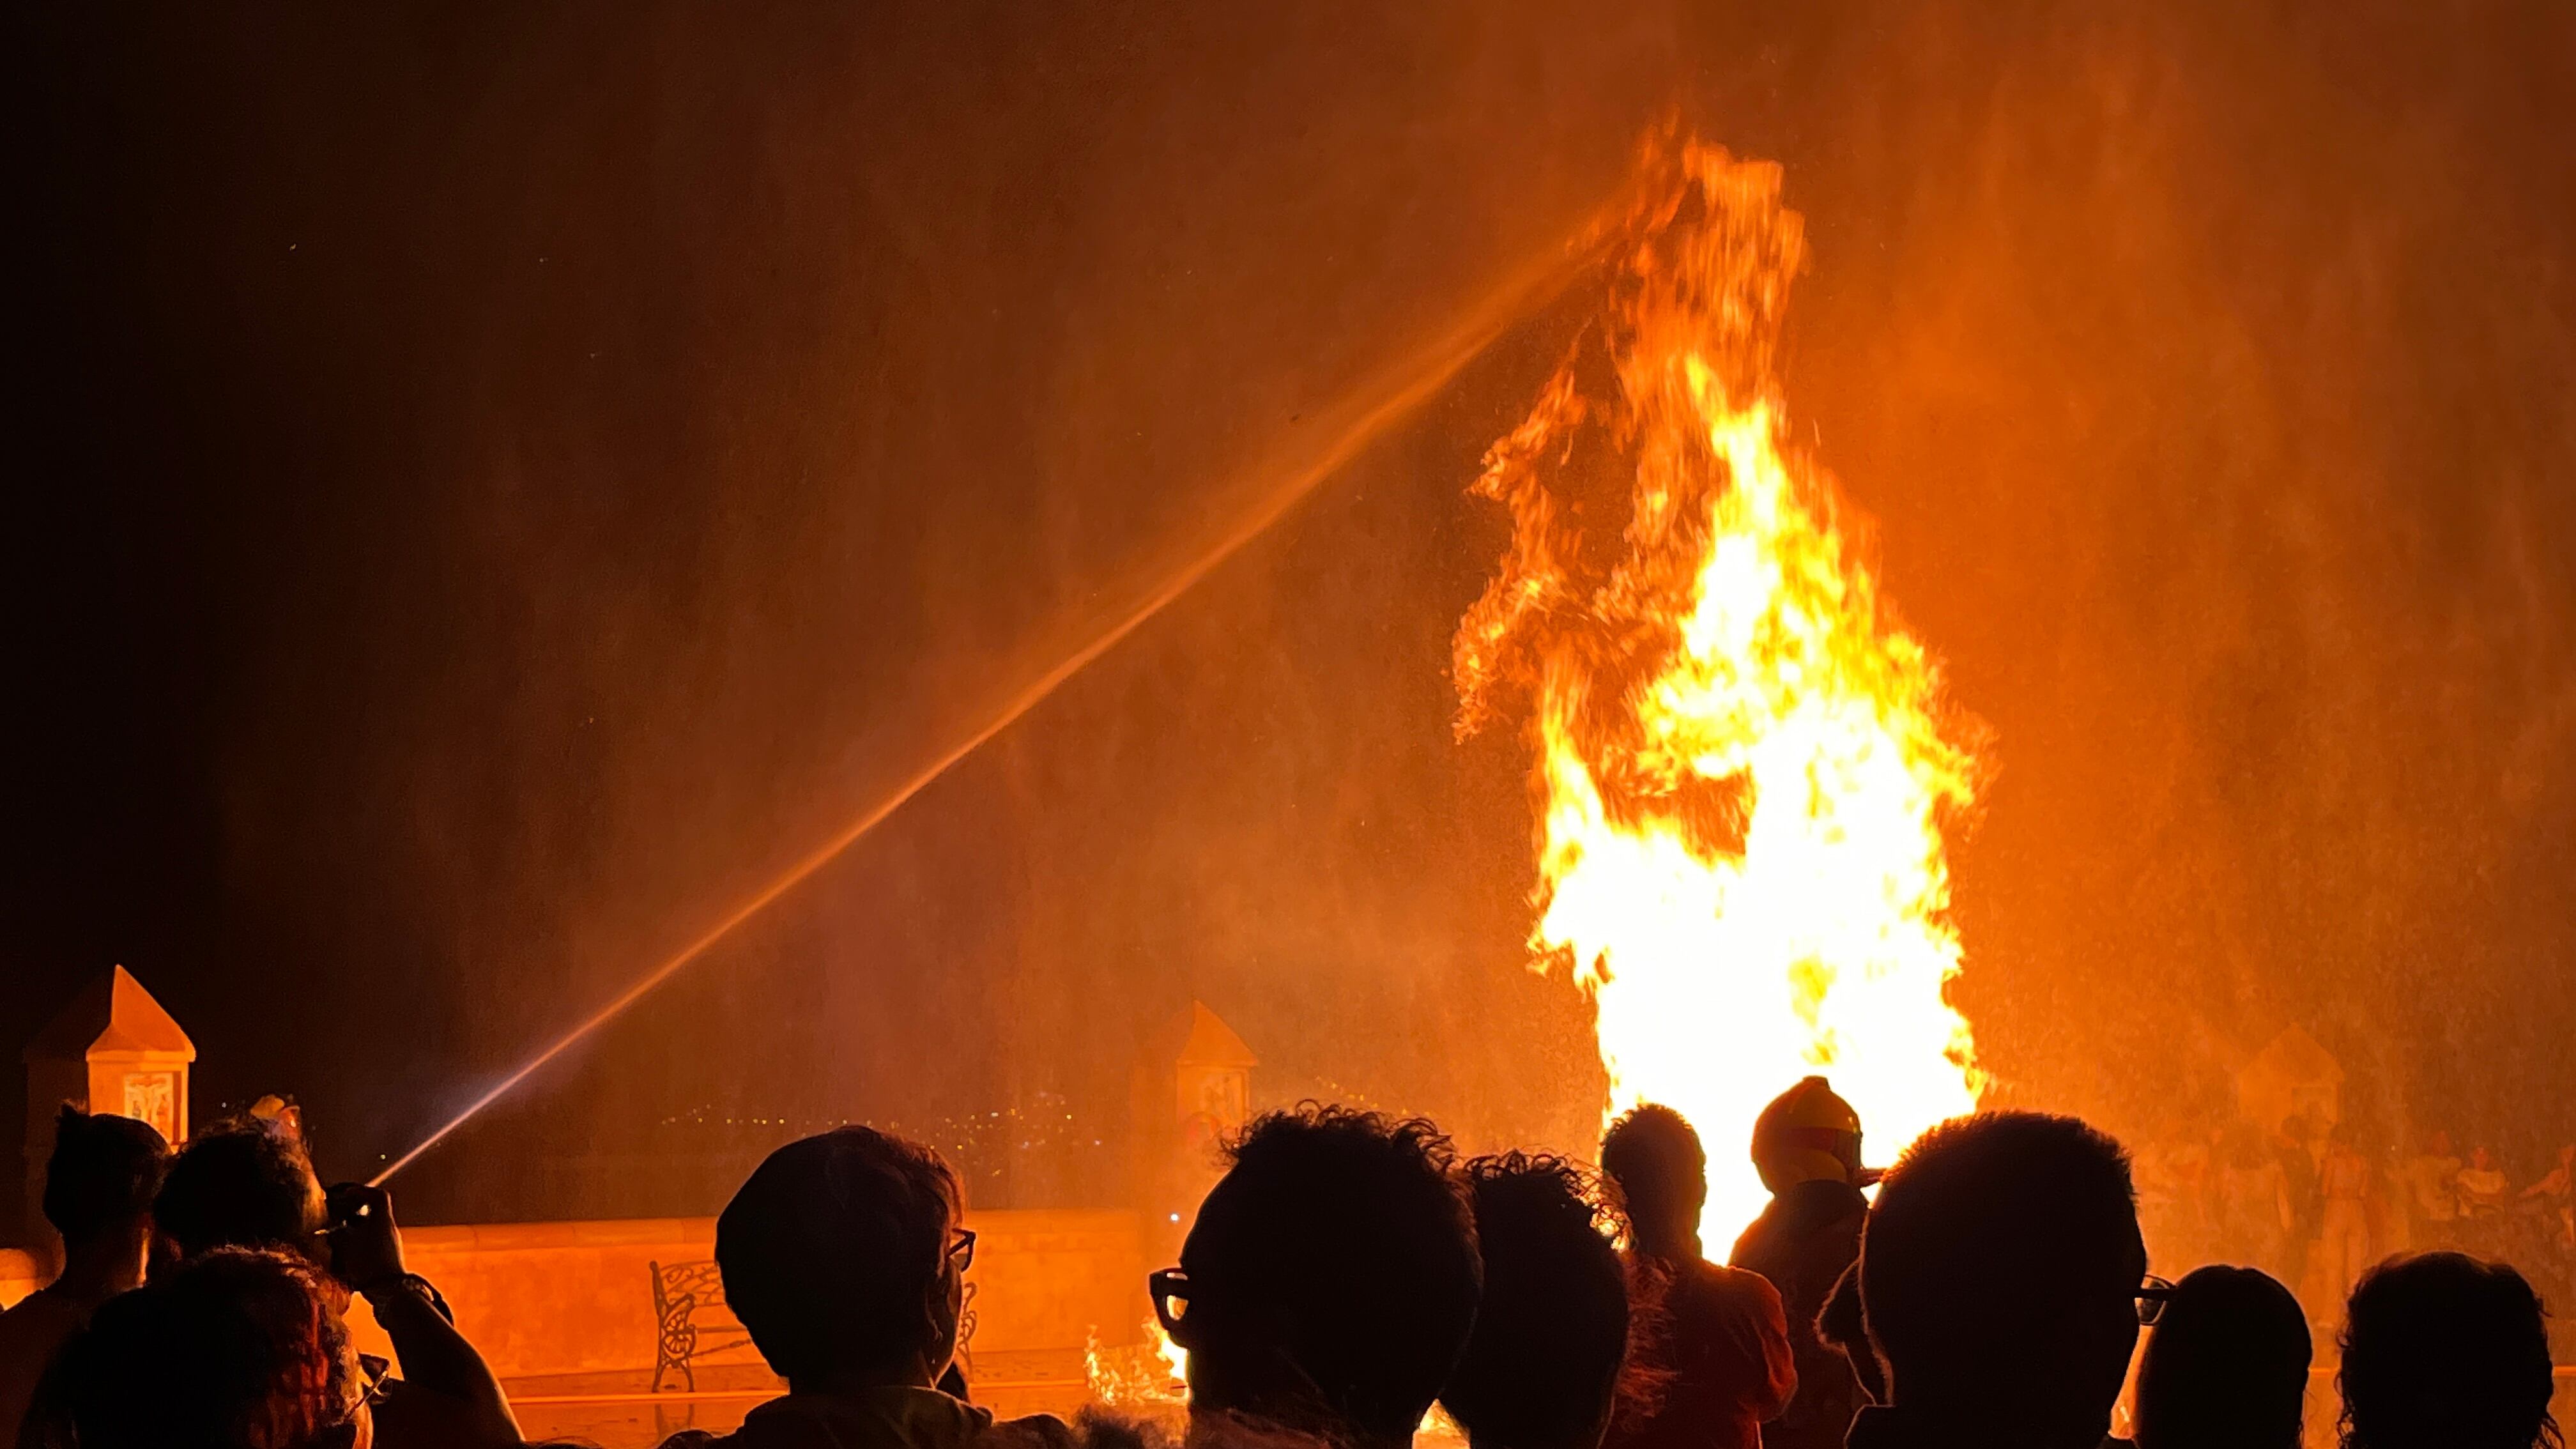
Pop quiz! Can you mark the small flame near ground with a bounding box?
[1455,129,1986,1245]
[1085,1319,1190,1409]
[1083,1321,1464,1444]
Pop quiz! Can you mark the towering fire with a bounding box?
[1455,134,1984,1242]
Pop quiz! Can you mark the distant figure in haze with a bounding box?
[0,1108,168,1444]
[2405,1130,2462,1248]
[2518,1144,2576,1250]
[2317,1124,2377,1307]
[2215,1124,2294,1283]
[1850,1111,2145,1449]
[1729,1077,1872,1449]
[1438,1153,1628,1449]
[660,1125,1070,1449]
[2458,1145,2512,1216]
[2274,1116,2322,1292]
[2456,1146,2513,1258]
[153,1116,330,1262]
[2337,1252,2558,1449]
[2131,1264,2312,1449]
[1154,1103,1482,1449]
[1597,1105,1793,1449]
[27,1246,376,1449]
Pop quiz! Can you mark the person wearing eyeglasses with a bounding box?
[1148,1104,1482,1449]
[661,1126,1070,1449]
[1846,1112,2147,1449]
[2129,1264,2310,1449]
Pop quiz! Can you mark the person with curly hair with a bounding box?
[29,1246,374,1449]
[153,1117,331,1264]
[2338,1252,2560,1449]
[1153,1103,1482,1449]
[1439,1152,1629,1449]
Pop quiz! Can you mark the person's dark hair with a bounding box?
[1860,1112,2141,1423]
[2339,1252,2559,1449]
[155,1118,326,1261]
[43,1245,367,1449]
[1182,1103,1481,1445]
[42,1107,170,1244]
[1598,1105,1705,1235]
[1440,1153,1627,1449]
[2133,1265,2310,1449]
[716,1125,964,1384]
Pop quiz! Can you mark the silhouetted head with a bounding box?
[1860,1112,2143,1442]
[716,1125,969,1390]
[45,1246,369,1449]
[2339,1252,2558,1449]
[2425,1130,2453,1158]
[155,1118,328,1263]
[1598,1105,1706,1256]
[2472,1145,2499,1171]
[1173,1103,1480,1447]
[1439,1153,1627,1449]
[2133,1265,2310,1449]
[1751,1077,1864,1194]
[42,1107,170,1251]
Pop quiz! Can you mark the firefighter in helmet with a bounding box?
[1729,1077,1880,1449]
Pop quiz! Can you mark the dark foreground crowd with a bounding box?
[0,1087,2561,1449]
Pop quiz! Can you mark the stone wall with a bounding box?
[347,1208,1146,1383]
[0,1248,39,1308]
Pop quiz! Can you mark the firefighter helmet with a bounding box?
[1751,1075,1864,1193]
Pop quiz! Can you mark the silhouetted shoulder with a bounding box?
[657,1391,1077,1449]
[981,1411,1080,1449]
[1673,1259,1785,1314]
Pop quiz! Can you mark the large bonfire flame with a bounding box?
[1455,134,1985,1242]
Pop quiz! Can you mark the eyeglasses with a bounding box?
[2136,1274,2176,1326]
[1149,1267,1193,1342]
[948,1229,977,1275]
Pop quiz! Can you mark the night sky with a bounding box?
[10,3,2576,1236]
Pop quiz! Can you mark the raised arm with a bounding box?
[326,1183,522,1449]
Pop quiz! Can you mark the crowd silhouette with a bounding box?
[2135,1117,2576,1328]
[0,1089,2564,1449]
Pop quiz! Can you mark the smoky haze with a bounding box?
[6,1,2574,1230]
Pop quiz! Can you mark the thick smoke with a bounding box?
[8,1,2576,1225]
